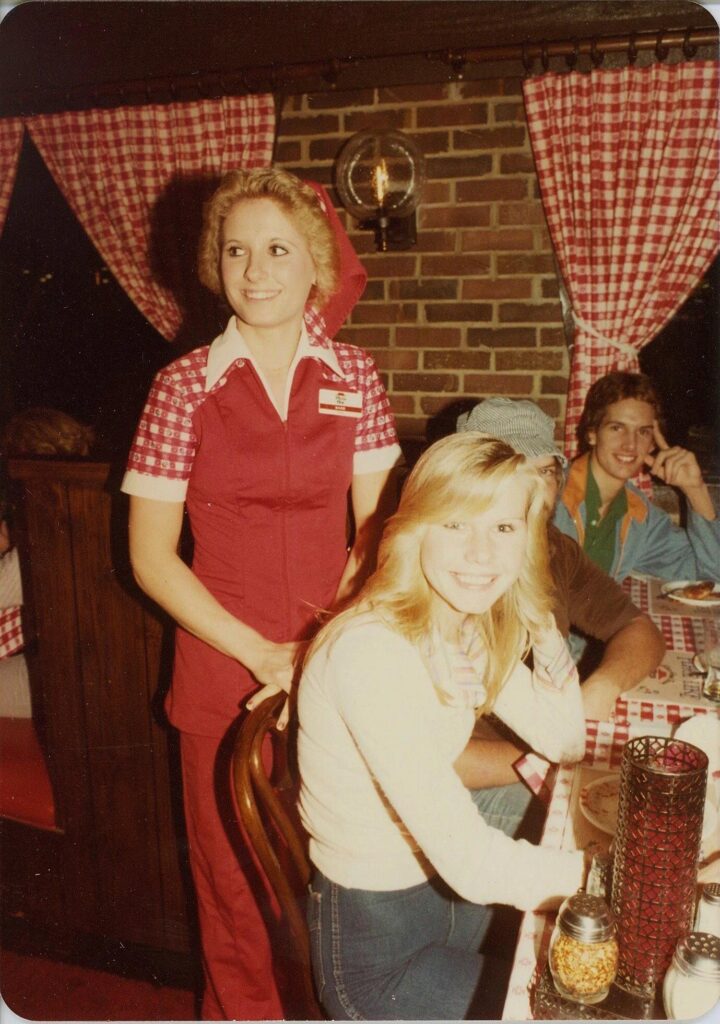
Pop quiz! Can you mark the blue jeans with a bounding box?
[307,782,533,1020]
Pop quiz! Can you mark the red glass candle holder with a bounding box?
[611,736,707,997]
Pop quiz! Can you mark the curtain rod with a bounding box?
[3,26,718,116]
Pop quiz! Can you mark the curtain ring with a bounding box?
[522,43,534,75]
[627,33,638,65]
[565,39,579,69]
[444,50,467,81]
[590,39,604,67]
[682,28,698,60]
[540,42,550,72]
[655,32,669,62]
[322,59,342,88]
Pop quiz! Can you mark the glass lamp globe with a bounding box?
[335,129,425,220]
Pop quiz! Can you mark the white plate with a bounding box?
[660,580,720,608]
[579,775,620,835]
[579,774,719,844]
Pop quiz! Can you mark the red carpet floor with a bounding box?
[0,947,197,1021]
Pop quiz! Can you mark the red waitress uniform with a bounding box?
[122,309,401,1019]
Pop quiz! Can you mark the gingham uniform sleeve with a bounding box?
[121,350,208,502]
[336,345,402,475]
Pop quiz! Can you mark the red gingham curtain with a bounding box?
[0,118,24,233]
[24,94,275,341]
[523,61,720,458]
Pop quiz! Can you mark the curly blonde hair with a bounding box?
[309,433,554,715]
[197,167,340,311]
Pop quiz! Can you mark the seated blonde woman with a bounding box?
[297,433,590,1021]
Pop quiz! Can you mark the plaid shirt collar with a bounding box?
[205,312,347,393]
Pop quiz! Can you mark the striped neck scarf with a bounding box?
[420,621,489,710]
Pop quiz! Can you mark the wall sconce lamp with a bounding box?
[335,129,425,251]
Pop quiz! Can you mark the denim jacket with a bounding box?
[554,453,720,582]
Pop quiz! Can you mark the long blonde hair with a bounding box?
[309,433,554,713]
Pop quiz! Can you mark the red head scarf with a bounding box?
[305,180,367,339]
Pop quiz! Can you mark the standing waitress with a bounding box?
[122,168,401,1021]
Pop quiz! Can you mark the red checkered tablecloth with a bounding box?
[0,605,23,659]
[621,576,705,652]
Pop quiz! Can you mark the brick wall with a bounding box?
[275,76,569,443]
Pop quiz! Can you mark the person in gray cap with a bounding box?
[457,398,568,513]
[452,391,667,847]
[457,397,664,718]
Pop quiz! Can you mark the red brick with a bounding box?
[394,373,460,392]
[396,327,462,348]
[281,114,340,135]
[309,137,346,160]
[498,302,562,323]
[541,278,560,298]
[461,229,534,251]
[307,89,375,109]
[537,397,562,419]
[536,224,554,249]
[346,229,376,254]
[388,395,417,415]
[352,303,418,324]
[362,255,418,278]
[413,131,452,154]
[540,327,570,347]
[496,350,564,371]
[423,181,452,203]
[462,278,532,300]
[497,253,557,275]
[456,179,528,202]
[467,327,536,348]
[453,127,526,150]
[463,374,534,394]
[378,83,449,103]
[415,230,457,253]
[372,350,420,370]
[500,153,536,174]
[424,351,491,370]
[362,280,386,301]
[420,254,491,276]
[339,327,391,347]
[421,205,491,229]
[391,279,457,300]
[426,154,492,179]
[498,202,546,226]
[541,375,569,395]
[420,395,460,415]
[417,103,489,128]
[426,303,492,323]
[274,140,301,162]
[345,110,412,132]
[494,101,526,122]
[395,415,426,437]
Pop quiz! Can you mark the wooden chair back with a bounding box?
[231,692,323,1020]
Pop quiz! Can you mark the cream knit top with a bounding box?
[298,616,586,912]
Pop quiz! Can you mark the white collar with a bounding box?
[205,315,346,393]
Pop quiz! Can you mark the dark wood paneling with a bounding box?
[3,459,193,958]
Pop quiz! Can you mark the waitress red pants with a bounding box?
[180,730,284,1021]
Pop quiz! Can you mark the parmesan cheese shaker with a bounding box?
[695,884,720,940]
[662,932,720,1020]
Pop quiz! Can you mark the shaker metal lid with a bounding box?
[557,892,616,942]
[700,883,720,906]
[674,932,720,978]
